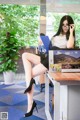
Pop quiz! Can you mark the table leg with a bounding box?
[45,73,52,120]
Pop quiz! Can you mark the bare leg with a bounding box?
[22,52,47,85]
[32,63,47,77]
[22,52,47,113]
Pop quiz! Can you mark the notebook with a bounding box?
[49,49,80,72]
[40,36,50,53]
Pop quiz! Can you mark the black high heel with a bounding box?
[24,101,38,117]
[24,78,35,93]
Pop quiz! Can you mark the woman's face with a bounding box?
[62,20,69,34]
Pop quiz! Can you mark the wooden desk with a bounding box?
[45,72,80,120]
[49,72,80,81]
[49,72,80,85]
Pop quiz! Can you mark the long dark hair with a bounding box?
[54,15,75,40]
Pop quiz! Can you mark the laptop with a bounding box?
[40,36,50,53]
[49,49,80,72]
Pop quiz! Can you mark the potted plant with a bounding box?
[0,32,20,84]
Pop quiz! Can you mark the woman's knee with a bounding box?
[22,52,28,60]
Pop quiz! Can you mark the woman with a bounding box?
[22,15,75,117]
[51,15,75,48]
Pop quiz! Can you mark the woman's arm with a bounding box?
[67,24,75,48]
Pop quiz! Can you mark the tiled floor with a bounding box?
[0,75,54,120]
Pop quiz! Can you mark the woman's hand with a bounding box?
[67,24,75,48]
[70,24,75,33]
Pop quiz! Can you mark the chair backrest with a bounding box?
[40,36,50,53]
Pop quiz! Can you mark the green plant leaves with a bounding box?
[0,4,40,47]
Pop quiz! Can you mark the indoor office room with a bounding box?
[0,0,80,120]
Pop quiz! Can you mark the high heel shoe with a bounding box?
[24,101,38,117]
[24,78,35,93]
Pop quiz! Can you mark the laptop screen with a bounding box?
[49,49,80,72]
